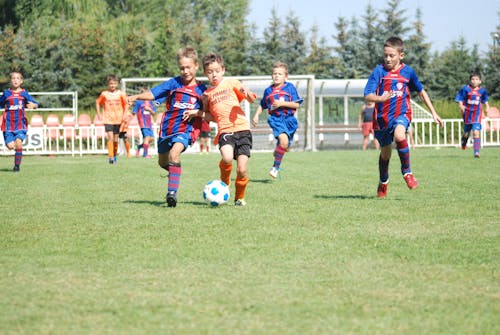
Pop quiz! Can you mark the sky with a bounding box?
[247,0,499,54]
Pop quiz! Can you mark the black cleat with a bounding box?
[166,191,177,207]
[13,165,20,172]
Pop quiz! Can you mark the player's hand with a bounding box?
[379,91,392,102]
[26,102,37,109]
[182,109,199,122]
[251,116,258,127]
[126,95,137,106]
[434,114,444,128]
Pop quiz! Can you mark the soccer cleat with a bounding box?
[474,152,480,158]
[377,182,388,198]
[461,137,468,150]
[108,158,114,164]
[113,156,117,164]
[135,146,141,157]
[166,191,177,207]
[234,199,247,206]
[13,165,20,172]
[269,167,279,179]
[403,173,418,190]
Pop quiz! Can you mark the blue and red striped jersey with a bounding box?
[132,99,156,129]
[259,82,303,117]
[150,77,206,137]
[454,85,488,124]
[364,64,423,130]
[0,88,38,131]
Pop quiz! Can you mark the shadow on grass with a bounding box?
[314,194,374,200]
[250,179,274,184]
[124,199,208,207]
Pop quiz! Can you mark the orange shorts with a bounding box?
[362,122,374,137]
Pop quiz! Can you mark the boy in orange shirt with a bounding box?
[96,74,128,164]
[202,53,257,206]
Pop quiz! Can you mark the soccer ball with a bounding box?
[203,180,230,207]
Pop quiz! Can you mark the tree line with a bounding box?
[1,0,498,110]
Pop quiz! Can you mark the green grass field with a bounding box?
[1,148,498,335]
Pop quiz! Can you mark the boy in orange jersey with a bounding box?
[96,74,128,164]
[202,53,257,206]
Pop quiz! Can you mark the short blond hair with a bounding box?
[177,46,198,64]
[273,61,288,74]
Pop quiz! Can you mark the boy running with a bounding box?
[252,61,303,179]
[364,36,443,198]
[0,71,39,172]
[96,74,128,164]
[455,72,490,158]
[202,53,257,206]
[127,46,206,207]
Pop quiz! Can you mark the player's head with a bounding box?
[272,61,288,86]
[9,71,23,89]
[106,74,119,91]
[383,36,405,71]
[177,46,199,85]
[202,53,225,86]
[469,72,482,87]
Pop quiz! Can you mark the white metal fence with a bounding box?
[0,118,498,156]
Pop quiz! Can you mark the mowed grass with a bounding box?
[0,148,498,335]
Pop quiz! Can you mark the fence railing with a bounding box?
[0,118,499,156]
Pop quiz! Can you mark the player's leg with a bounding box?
[13,137,23,171]
[143,136,152,157]
[461,124,471,150]
[233,131,252,206]
[219,144,234,186]
[165,142,185,207]
[269,133,288,179]
[234,154,249,206]
[472,125,481,157]
[375,129,391,198]
[105,126,115,164]
[394,124,418,189]
[112,130,119,163]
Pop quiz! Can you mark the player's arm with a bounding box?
[240,86,257,103]
[95,98,102,118]
[484,101,490,115]
[418,89,443,127]
[365,92,391,103]
[127,90,155,105]
[271,100,300,110]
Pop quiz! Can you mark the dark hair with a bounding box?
[106,74,119,83]
[202,53,224,70]
[469,72,481,80]
[384,36,404,53]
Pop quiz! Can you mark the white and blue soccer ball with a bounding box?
[203,180,230,207]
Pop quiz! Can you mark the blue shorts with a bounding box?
[157,132,191,154]
[3,130,27,144]
[464,123,482,133]
[268,115,298,146]
[141,128,154,138]
[374,116,410,147]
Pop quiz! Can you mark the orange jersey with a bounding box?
[204,78,250,136]
[96,89,127,125]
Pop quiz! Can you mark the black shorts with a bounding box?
[218,130,252,160]
[104,124,121,134]
[200,131,211,138]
